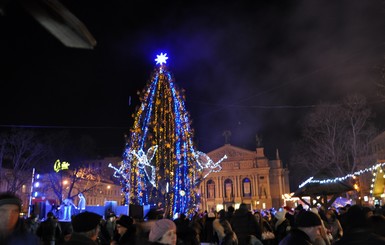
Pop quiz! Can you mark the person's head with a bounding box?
[0,192,22,235]
[344,205,368,232]
[179,213,186,220]
[295,211,322,242]
[218,209,226,220]
[368,214,385,237]
[227,206,234,214]
[108,213,117,222]
[116,215,134,236]
[325,209,336,221]
[275,209,286,221]
[254,211,261,222]
[264,210,272,220]
[71,211,102,241]
[239,203,248,211]
[295,204,304,213]
[29,213,38,221]
[149,219,177,245]
[363,206,374,218]
[47,211,54,219]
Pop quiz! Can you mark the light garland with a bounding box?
[369,164,385,197]
[298,162,385,188]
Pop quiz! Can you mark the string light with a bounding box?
[298,162,385,188]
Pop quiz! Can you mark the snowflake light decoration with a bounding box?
[155,53,168,65]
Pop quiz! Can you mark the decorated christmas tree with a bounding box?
[118,53,199,218]
[110,53,227,218]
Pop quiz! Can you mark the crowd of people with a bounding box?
[2,191,385,245]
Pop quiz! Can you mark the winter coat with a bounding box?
[63,232,98,245]
[2,218,40,245]
[278,228,312,245]
[36,217,62,243]
[230,208,261,245]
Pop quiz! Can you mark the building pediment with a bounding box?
[207,144,257,161]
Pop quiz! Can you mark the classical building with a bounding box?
[198,144,290,212]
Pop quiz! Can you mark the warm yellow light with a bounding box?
[63,180,68,185]
[107,185,111,189]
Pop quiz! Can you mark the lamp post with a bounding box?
[28,168,36,217]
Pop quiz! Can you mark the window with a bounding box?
[242,178,251,197]
[224,179,233,198]
[207,180,215,198]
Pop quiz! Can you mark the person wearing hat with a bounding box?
[230,203,262,245]
[148,218,177,245]
[105,212,117,241]
[110,215,137,245]
[279,210,322,245]
[0,191,39,245]
[36,211,62,245]
[64,211,102,245]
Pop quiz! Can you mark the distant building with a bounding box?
[371,131,385,161]
[0,157,124,217]
[365,131,385,205]
[198,144,290,212]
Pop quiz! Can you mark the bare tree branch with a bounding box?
[290,94,377,187]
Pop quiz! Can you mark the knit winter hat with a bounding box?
[149,219,176,242]
[275,209,286,221]
[71,211,102,232]
[0,192,22,211]
[295,211,322,228]
[116,215,134,229]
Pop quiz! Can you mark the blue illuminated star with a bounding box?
[155,53,168,65]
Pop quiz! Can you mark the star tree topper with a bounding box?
[155,53,168,65]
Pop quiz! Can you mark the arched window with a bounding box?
[242,178,251,197]
[207,180,215,198]
[224,179,233,198]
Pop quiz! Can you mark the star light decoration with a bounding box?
[155,52,168,65]
[194,151,227,179]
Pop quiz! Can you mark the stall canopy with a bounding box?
[293,169,354,209]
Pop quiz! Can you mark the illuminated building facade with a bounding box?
[198,144,290,212]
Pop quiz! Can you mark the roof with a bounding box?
[293,168,354,197]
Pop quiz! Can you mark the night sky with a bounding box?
[1,0,385,165]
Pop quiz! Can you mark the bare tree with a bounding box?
[377,67,385,100]
[0,129,47,193]
[290,94,377,187]
[48,164,102,204]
